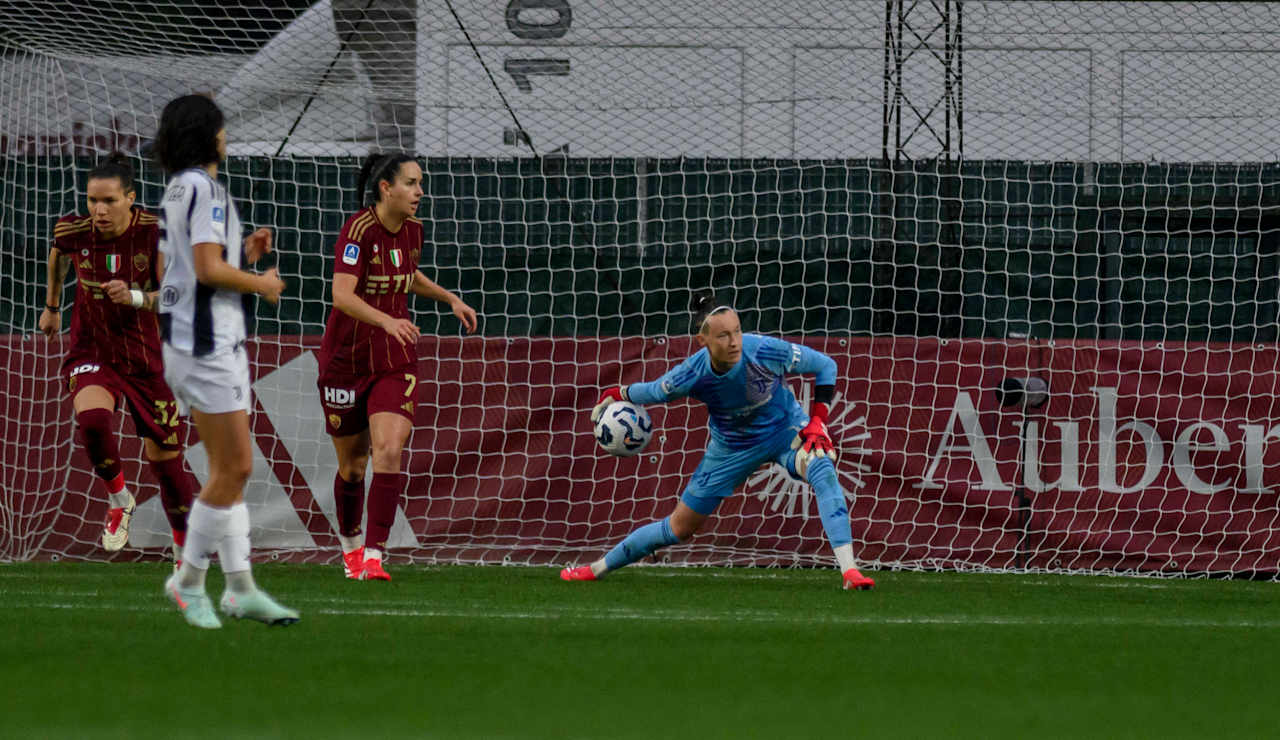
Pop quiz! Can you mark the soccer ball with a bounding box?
[594,401,653,457]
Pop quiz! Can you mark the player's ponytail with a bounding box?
[355,150,416,207]
[87,151,136,194]
[690,289,733,334]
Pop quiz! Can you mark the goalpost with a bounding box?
[3,1,1280,577]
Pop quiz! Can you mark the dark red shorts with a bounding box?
[316,367,418,437]
[63,357,184,450]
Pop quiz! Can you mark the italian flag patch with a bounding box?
[389,249,402,268]
[106,254,120,272]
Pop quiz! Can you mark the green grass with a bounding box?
[2,563,1277,739]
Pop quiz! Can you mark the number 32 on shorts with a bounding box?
[152,399,179,430]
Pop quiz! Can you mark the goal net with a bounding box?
[4,1,1280,577]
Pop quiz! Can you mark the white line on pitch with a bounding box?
[627,569,808,580]
[16,600,1280,629]
[609,570,1226,588]
[0,589,100,597]
[899,574,1205,589]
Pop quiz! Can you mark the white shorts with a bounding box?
[162,344,252,415]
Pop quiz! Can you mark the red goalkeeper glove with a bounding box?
[590,386,628,424]
[791,402,836,475]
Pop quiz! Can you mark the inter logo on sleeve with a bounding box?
[342,243,360,265]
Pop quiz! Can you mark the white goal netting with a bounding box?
[3,1,1280,577]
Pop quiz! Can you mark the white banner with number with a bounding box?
[6,1,1280,160]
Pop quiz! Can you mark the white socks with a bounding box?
[177,500,230,588]
[590,558,609,577]
[107,489,133,509]
[177,500,257,593]
[364,547,383,563]
[338,534,363,554]
[833,543,857,573]
[220,502,255,594]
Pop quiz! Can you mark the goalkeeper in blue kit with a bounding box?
[561,294,875,590]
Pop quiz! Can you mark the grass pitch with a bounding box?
[2,562,1277,739]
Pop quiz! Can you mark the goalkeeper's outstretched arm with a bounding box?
[590,355,700,423]
[627,355,702,404]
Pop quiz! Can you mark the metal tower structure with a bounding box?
[882,0,964,161]
[874,1,966,337]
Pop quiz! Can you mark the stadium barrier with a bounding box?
[4,334,1277,576]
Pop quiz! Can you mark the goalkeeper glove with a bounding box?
[590,386,629,424]
[791,402,836,476]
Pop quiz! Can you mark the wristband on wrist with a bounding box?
[813,384,835,405]
[129,290,145,308]
[45,303,59,311]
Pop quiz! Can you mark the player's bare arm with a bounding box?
[38,246,71,337]
[410,270,478,333]
[192,241,285,304]
[333,271,419,346]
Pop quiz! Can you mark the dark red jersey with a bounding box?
[54,208,163,376]
[317,207,423,377]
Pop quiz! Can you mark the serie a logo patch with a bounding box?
[342,243,360,265]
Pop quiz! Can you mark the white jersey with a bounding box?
[157,168,249,357]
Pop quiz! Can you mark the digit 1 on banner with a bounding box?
[503,0,572,154]
[444,1,745,157]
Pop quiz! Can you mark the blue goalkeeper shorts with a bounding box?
[680,424,805,515]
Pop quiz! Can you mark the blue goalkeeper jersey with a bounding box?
[626,333,837,450]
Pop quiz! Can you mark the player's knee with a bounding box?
[667,517,699,542]
[338,458,368,482]
[805,455,837,487]
[783,451,806,482]
[219,456,254,487]
[369,441,403,472]
[76,408,113,443]
[337,446,370,480]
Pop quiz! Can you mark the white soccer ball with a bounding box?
[594,401,654,457]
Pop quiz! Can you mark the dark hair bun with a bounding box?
[689,288,717,314]
[87,151,136,191]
